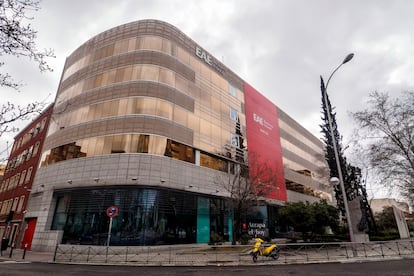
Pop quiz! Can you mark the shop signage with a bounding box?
[247,222,268,237]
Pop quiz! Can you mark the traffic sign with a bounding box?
[106,206,118,218]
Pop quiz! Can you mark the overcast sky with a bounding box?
[2,0,412,198]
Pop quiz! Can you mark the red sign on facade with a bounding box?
[244,82,287,201]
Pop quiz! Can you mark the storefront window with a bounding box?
[53,188,199,246]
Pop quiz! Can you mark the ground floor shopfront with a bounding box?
[50,186,279,246]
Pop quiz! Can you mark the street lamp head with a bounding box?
[342,53,354,64]
[330,177,340,185]
[325,53,354,90]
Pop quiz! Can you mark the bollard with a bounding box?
[22,243,28,259]
[9,243,14,258]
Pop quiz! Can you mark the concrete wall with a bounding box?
[31,230,63,252]
[393,206,410,239]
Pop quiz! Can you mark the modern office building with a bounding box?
[277,108,332,203]
[0,104,53,250]
[10,20,331,251]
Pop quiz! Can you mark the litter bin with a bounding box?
[1,238,9,251]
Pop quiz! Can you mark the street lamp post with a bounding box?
[320,53,354,243]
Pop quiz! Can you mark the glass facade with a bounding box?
[52,187,230,246]
[46,34,247,172]
[41,135,190,164]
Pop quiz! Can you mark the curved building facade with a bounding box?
[23,20,331,250]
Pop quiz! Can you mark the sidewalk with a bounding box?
[0,248,54,263]
[1,240,413,266]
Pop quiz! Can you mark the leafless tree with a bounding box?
[0,101,46,137]
[217,155,279,243]
[0,0,54,138]
[351,91,414,207]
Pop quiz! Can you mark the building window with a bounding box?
[26,145,33,161]
[16,196,25,213]
[19,170,27,186]
[0,179,8,193]
[200,152,228,172]
[0,201,4,215]
[6,178,10,191]
[230,107,238,121]
[41,117,47,131]
[33,141,40,157]
[231,133,240,148]
[40,134,231,173]
[148,136,167,155]
[165,139,195,163]
[7,177,13,191]
[34,123,41,136]
[2,200,8,215]
[5,177,10,192]
[12,197,19,211]
[6,199,12,213]
[29,127,35,137]
[17,137,22,150]
[25,167,33,184]
[14,173,20,189]
[2,201,8,215]
[229,84,237,98]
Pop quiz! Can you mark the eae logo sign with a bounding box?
[253,113,274,136]
[195,46,213,65]
[195,46,225,75]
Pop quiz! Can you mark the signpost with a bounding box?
[106,206,118,246]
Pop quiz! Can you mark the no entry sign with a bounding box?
[106,206,119,218]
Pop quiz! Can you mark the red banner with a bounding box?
[244,82,286,201]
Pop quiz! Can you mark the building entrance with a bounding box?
[21,218,37,250]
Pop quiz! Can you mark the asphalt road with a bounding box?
[0,259,413,276]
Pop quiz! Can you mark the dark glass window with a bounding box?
[52,188,199,246]
[165,139,194,163]
[200,152,228,172]
[137,135,149,153]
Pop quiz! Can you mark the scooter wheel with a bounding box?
[271,249,280,260]
[252,252,258,263]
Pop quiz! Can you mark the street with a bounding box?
[0,259,413,276]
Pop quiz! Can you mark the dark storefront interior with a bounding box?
[51,187,231,246]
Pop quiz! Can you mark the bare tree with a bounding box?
[0,0,54,138]
[351,91,414,207]
[217,155,279,244]
[0,101,46,136]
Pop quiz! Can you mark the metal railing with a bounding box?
[277,240,414,264]
[53,240,414,266]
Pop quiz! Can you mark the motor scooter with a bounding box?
[250,237,280,262]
